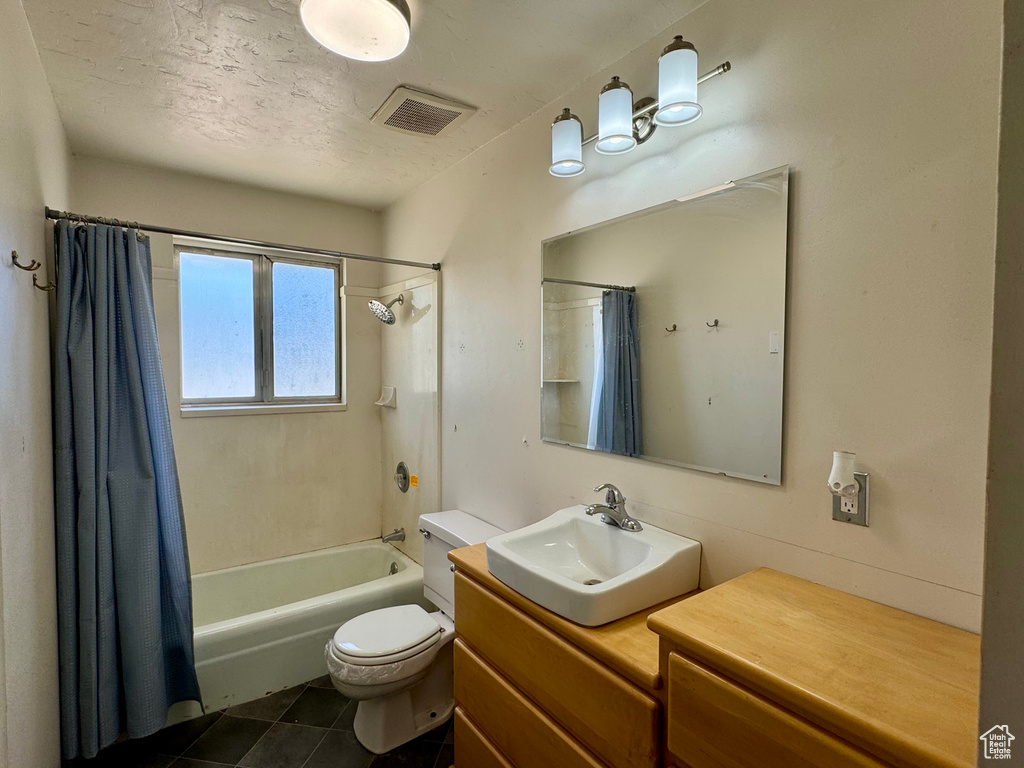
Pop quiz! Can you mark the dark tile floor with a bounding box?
[66,676,454,768]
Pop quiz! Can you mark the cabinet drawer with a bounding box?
[454,708,513,768]
[455,572,659,768]
[668,653,891,768]
[454,640,605,768]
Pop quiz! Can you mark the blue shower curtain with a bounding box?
[53,221,201,759]
[595,290,642,457]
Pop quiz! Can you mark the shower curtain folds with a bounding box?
[53,221,201,759]
[595,289,642,457]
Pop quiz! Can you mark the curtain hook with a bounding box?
[11,251,41,272]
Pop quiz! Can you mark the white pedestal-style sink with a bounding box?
[485,505,701,626]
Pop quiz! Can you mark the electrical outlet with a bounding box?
[832,472,870,526]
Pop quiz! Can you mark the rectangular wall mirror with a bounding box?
[541,165,789,484]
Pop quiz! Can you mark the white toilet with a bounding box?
[324,510,501,754]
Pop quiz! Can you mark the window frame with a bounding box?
[175,241,343,409]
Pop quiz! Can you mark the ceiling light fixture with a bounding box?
[550,109,585,177]
[300,0,411,62]
[549,36,731,178]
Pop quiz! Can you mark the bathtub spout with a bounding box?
[383,528,405,543]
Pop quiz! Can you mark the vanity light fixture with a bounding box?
[549,35,731,177]
[596,77,638,155]
[654,36,702,126]
[300,0,411,62]
[550,109,586,177]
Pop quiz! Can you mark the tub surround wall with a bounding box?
[542,287,600,448]
[383,0,1002,631]
[70,157,386,573]
[0,0,70,765]
[379,273,442,565]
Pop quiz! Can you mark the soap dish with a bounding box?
[375,386,397,408]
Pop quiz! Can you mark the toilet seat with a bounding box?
[332,631,441,666]
[331,605,441,666]
[325,610,454,700]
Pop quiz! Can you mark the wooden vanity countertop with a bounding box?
[449,543,696,694]
[647,568,981,768]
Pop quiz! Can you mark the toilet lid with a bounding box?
[332,605,440,659]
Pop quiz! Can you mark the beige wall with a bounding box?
[0,0,69,764]
[384,0,1002,631]
[979,0,1024,758]
[71,158,387,573]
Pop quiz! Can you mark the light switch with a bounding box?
[769,331,780,354]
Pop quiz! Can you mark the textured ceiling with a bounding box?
[23,0,701,208]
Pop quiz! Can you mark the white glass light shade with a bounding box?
[596,78,637,155]
[550,110,585,178]
[655,37,702,126]
[300,0,411,62]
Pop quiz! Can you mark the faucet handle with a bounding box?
[593,483,625,506]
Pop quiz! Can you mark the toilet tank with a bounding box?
[419,510,502,620]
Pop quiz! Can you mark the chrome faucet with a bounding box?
[382,528,406,543]
[584,484,643,532]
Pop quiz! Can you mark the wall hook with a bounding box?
[33,274,55,292]
[706,319,719,328]
[665,323,677,333]
[11,251,41,272]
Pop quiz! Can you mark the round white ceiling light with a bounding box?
[300,0,411,62]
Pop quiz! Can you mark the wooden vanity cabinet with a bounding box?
[453,708,512,768]
[650,568,981,768]
[450,550,979,768]
[454,640,608,768]
[665,653,889,768]
[449,544,685,768]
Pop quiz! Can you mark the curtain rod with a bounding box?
[44,207,441,272]
[543,277,636,292]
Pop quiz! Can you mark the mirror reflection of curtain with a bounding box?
[595,290,642,457]
[587,304,603,448]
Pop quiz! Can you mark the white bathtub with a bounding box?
[190,541,428,713]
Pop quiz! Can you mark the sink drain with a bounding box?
[583,579,603,586]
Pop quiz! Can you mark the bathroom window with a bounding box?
[177,243,342,409]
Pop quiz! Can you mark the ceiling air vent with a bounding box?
[371,86,476,137]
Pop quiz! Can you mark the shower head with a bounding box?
[369,294,404,325]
